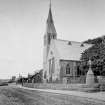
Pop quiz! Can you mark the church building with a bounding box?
[43,3,92,83]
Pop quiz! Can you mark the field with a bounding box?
[0,86,105,105]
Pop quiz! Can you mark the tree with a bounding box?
[80,35,105,76]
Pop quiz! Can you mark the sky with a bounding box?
[0,0,105,79]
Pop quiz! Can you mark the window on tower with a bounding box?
[48,36,50,44]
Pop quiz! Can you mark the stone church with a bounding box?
[43,3,92,83]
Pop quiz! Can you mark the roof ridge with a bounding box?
[56,39,81,43]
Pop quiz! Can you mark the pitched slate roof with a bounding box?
[53,39,92,61]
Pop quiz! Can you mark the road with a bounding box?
[20,85,105,101]
[0,86,105,105]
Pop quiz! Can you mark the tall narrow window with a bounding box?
[66,64,70,74]
[52,58,55,73]
[44,71,47,79]
[77,66,81,76]
[49,59,51,74]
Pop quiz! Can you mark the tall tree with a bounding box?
[81,35,105,76]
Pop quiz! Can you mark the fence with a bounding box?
[23,76,105,92]
[23,83,96,91]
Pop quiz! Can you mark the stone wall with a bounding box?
[59,60,81,83]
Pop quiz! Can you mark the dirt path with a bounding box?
[0,86,105,105]
[19,85,105,101]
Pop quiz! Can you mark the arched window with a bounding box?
[44,71,47,79]
[77,66,80,76]
[66,64,70,74]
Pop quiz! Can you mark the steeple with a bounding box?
[43,1,57,81]
[45,0,57,39]
[43,1,57,68]
[47,0,53,23]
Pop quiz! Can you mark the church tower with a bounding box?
[43,1,57,80]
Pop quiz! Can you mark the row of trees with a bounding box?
[80,36,105,76]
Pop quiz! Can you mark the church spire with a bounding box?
[47,0,53,23]
[45,0,57,36]
[43,0,57,80]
